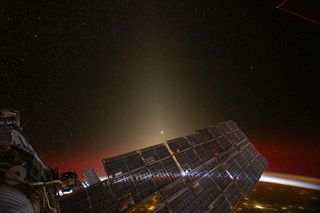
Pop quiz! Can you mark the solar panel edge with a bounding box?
[103,144,173,179]
[160,123,268,212]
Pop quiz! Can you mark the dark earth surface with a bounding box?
[234,182,320,213]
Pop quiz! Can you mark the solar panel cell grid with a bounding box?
[234,129,247,141]
[225,132,240,145]
[216,136,233,151]
[141,144,170,164]
[167,188,203,213]
[217,150,234,163]
[227,120,238,130]
[257,162,265,176]
[116,193,135,211]
[240,149,254,165]
[244,164,258,183]
[156,145,171,159]
[186,164,207,182]
[148,160,173,189]
[196,190,214,210]
[183,190,203,213]
[224,182,242,206]
[103,156,127,177]
[208,126,224,138]
[246,157,265,183]
[246,144,259,156]
[233,153,248,170]
[186,133,203,146]
[167,137,191,153]
[193,176,221,208]
[111,175,140,204]
[204,157,219,171]
[59,180,120,213]
[256,155,268,168]
[122,152,144,172]
[194,141,216,162]
[86,181,111,196]
[161,157,181,175]
[208,195,231,213]
[206,181,222,200]
[217,122,233,134]
[236,172,255,195]
[175,148,201,171]
[131,168,158,200]
[60,120,268,213]
[166,188,186,212]
[208,138,225,154]
[160,178,186,199]
[60,190,89,208]
[225,158,242,180]
[208,166,232,191]
[88,186,114,204]
[196,128,214,141]
[90,195,113,209]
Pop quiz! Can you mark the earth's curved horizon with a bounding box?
[234,172,320,212]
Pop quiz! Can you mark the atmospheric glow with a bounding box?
[260,174,320,190]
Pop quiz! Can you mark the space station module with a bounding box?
[0,110,52,212]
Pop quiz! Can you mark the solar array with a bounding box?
[60,120,268,213]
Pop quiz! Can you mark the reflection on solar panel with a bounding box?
[60,120,268,213]
[59,181,118,213]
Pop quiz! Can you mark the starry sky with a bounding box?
[1,1,319,178]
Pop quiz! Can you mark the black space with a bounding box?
[0,1,319,158]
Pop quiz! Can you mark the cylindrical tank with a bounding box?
[0,184,35,213]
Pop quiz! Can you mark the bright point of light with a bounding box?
[255,204,264,209]
[64,189,73,195]
[160,130,164,134]
[181,170,189,176]
[99,176,107,181]
[58,189,73,196]
[148,206,155,211]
